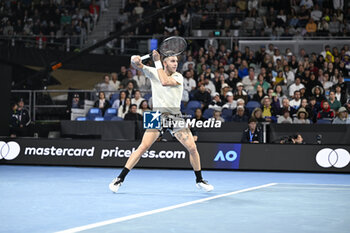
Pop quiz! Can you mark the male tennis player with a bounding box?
[109,50,214,192]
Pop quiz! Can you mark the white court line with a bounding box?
[55,183,277,233]
[277,183,350,187]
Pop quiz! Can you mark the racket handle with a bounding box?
[141,54,151,60]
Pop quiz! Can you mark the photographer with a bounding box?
[280,134,305,144]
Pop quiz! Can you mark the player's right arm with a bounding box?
[130,55,144,70]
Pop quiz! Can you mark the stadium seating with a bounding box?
[222,109,233,122]
[110,93,120,105]
[143,93,152,100]
[203,108,215,119]
[86,108,102,120]
[104,108,117,120]
[246,101,261,114]
[94,117,105,121]
[111,116,124,121]
[186,100,202,111]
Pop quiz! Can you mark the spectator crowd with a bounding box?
[0,0,107,49]
[116,0,350,39]
[92,39,350,124]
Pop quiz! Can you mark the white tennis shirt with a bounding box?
[142,65,183,114]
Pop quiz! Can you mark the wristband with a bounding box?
[154,60,163,69]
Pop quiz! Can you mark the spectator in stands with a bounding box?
[255,74,270,93]
[96,74,114,99]
[275,85,287,107]
[233,82,248,104]
[194,108,206,123]
[222,92,237,110]
[133,70,148,91]
[183,70,196,95]
[293,107,311,124]
[204,31,219,51]
[16,98,31,134]
[328,90,341,111]
[232,106,248,122]
[241,118,263,143]
[289,90,302,110]
[131,90,144,109]
[272,71,287,87]
[238,60,249,79]
[311,4,323,22]
[333,75,347,95]
[193,84,212,109]
[209,110,225,123]
[251,108,266,123]
[307,96,320,123]
[203,76,216,96]
[121,70,138,90]
[71,93,84,109]
[242,67,257,96]
[118,97,131,119]
[312,85,326,103]
[208,92,224,111]
[306,18,317,36]
[220,83,231,100]
[252,85,266,103]
[9,102,20,138]
[321,72,334,94]
[109,72,120,91]
[334,84,347,105]
[125,81,136,99]
[329,15,341,36]
[277,109,293,124]
[280,97,297,117]
[118,66,128,81]
[112,90,127,110]
[226,70,240,90]
[94,91,111,116]
[137,100,151,115]
[261,96,277,122]
[124,104,143,121]
[332,107,350,124]
[317,100,335,120]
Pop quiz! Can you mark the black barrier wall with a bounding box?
[1,139,349,173]
[0,63,12,136]
[269,124,350,145]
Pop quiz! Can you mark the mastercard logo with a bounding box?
[0,141,20,160]
[316,148,350,168]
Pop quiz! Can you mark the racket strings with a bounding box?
[160,37,187,57]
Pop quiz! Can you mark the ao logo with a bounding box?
[214,150,237,162]
[316,148,350,168]
[0,141,21,160]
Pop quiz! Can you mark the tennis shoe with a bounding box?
[109,177,123,193]
[196,179,214,192]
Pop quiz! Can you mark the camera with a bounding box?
[316,134,322,144]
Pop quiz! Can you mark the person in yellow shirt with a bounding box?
[306,18,317,36]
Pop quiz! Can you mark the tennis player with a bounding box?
[109,50,214,192]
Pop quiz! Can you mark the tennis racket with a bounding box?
[141,36,187,60]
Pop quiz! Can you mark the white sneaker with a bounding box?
[196,180,214,192]
[109,177,123,193]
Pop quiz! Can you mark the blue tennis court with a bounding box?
[1,165,349,233]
